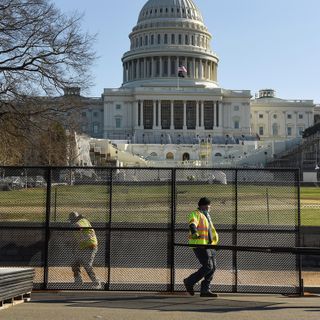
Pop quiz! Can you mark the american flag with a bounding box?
[178,65,187,77]
[178,65,187,73]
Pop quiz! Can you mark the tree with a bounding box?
[0,0,97,164]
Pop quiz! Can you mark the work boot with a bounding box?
[92,280,102,289]
[183,278,195,296]
[74,275,83,285]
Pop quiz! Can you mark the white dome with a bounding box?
[138,0,203,23]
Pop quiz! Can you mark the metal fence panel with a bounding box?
[0,166,300,293]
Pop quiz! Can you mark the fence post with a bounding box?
[296,168,303,296]
[170,168,176,292]
[233,168,238,292]
[43,166,52,290]
[105,168,113,291]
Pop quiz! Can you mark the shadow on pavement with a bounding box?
[31,292,320,314]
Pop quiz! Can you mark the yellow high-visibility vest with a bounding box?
[74,218,98,249]
[188,209,219,245]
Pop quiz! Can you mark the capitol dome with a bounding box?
[138,0,203,23]
[121,0,219,88]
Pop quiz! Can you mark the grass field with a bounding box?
[0,184,318,226]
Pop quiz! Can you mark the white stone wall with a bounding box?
[250,98,314,139]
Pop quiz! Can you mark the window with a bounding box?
[298,127,304,136]
[151,35,154,45]
[287,114,292,119]
[157,34,161,44]
[145,35,148,45]
[116,104,121,110]
[171,34,175,44]
[259,127,264,135]
[164,34,168,44]
[178,34,182,44]
[185,35,189,45]
[299,114,304,119]
[166,152,174,160]
[234,121,239,129]
[115,118,121,128]
[234,105,239,111]
[93,124,99,134]
[259,114,263,119]
[273,114,277,119]
[287,127,292,136]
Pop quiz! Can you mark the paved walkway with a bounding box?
[2,291,320,320]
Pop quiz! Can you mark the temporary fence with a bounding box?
[0,166,305,294]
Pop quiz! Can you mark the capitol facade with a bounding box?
[103,0,252,144]
[75,0,316,167]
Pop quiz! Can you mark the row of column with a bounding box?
[134,100,222,130]
[123,57,217,82]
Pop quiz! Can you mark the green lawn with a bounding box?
[0,184,318,226]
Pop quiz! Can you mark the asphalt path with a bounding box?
[2,291,320,320]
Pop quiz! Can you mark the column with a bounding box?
[135,59,139,79]
[192,58,196,78]
[140,101,144,129]
[168,57,171,76]
[158,100,162,128]
[159,57,163,77]
[201,101,204,129]
[134,101,139,129]
[151,57,155,77]
[196,101,199,130]
[123,63,126,83]
[144,58,147,78]
[283,111,287,137]
[218,102,222,129]
[183,101,187,130]
[170,100,174,130]
[216,101,219,128]
[205,60,208,79]
[213,102,217,128]
[199,59,203,79]
[153,100,157,129]
[176,56,179,77]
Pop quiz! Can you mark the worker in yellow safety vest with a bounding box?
[69,211,101,289]
[183,197,219,297]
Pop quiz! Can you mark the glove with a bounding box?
[192,232,200,239]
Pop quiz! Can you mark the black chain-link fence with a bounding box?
[0,167,301,294]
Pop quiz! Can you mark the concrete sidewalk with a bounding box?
[1,291,320,320]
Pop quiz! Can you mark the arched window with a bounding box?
[182,153,190,161]
[166,152,174,160]
[215,153,222,157]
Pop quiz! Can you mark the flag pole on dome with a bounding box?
[177,65,187,90]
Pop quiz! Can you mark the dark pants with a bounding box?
[185,248,217,293]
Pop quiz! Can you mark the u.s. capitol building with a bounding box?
[75,0,315,167]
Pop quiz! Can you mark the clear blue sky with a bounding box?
[52,0,320,103]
